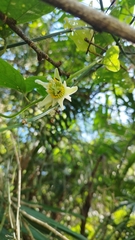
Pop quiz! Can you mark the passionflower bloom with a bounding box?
[35,69,78,110]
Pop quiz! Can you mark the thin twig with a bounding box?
[0,11,63,69]
[23,220,35,240]
[21,210,69,240]
[105,0,116,13]
[85,30,95,54]
[11,135,21,240]
[84,37,106,51]
[130,16,135,25]
[99,0,104,12]
[12,203,69,240]
[80,155,103,235]
[7,160,17,240]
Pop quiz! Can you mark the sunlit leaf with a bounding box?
[64,18,95,53]
[111,0,134,24]
[112,206,128,224]
[103,46,120,72]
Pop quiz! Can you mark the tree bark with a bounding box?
[42,0,135,43]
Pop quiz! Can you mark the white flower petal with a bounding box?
[35,70,78,111]
[58,98,64,110]
[35,79,48,89]
[64,95,71,101]
[54,68,61,81]
[64,84,78,97]
[38,94,52,108]
[52,99,58,107]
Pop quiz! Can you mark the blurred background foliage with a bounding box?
[0,0,135,239]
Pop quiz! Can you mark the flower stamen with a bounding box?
[48,79,65,99]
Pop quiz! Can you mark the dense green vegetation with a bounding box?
[0,0,135,239]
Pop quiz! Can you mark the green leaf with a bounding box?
[67,58,101,85]
[21,206,87,240]
[103,46,120,72]
[127,0,135,7]
[95,32,114,48]
[0,58,25,92]
[93,67,133,91]
[110,0,134,24]
[22,221,49,240]
[0,228,10,240]
[25,76,47,96]
[64,18,95,52]
[0,0,54,24]
[0,22,12,39]
[20,200,84,219]
[119,0,134,24]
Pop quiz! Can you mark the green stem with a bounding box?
[0,27,92,51]
[0,107,56,132]
[67,58,102,85]
[0,97,44,118]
